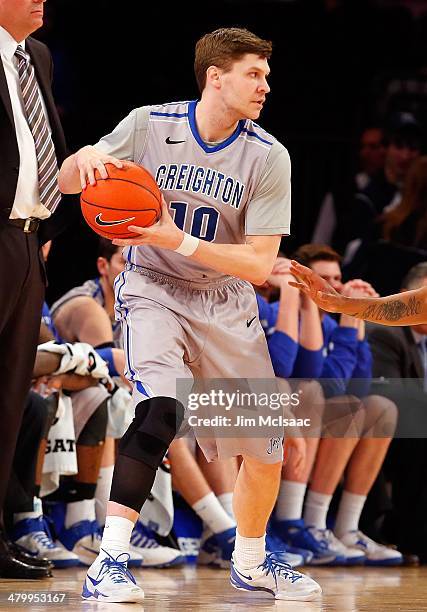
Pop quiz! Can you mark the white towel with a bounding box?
[40,393,78,497]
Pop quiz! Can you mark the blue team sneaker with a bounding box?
[265,532,304,568]
[130,521,185,568]
[82,549,144,603]
[59,519,141,568]
[230,552,322,601]
[339,530,402,566]
[266,523,313,565]
[198,526,236,568]
[13,516,79,568]
[59,519,102,566]
[273,519,346,566]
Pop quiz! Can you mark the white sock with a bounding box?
[65,498,96,529]
[192,492,236,534]
[275,480,307,521]
[303,490,333,529]
[334,491,366,538]
[233,531,265,570]
[95,465,114,527]
[99,515,134,558]
[217,492,235,520]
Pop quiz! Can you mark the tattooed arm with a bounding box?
[289,260,427,326]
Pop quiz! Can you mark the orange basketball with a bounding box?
[80,162,162,239]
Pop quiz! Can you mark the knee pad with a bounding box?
[77,398,108,446]
[118,396,185,470]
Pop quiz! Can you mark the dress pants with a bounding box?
[0,223,45,522]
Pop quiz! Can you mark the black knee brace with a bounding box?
[118,396,184,470]
[77,398,108,446]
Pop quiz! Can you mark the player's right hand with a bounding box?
[74,145,124,190]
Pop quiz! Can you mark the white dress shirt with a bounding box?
[0,25,53,219]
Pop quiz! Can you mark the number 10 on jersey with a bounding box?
[170,202,219,242]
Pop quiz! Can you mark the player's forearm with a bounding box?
[33,352,62,377]
[58,153,82,194]
[337,286,427,326]
[190,237,280,285]
[299,300,323,350]
[275,280,299,341]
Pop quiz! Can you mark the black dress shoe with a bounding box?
[0,530,52,578]
[9,541,53,569]
[0,550,52,579]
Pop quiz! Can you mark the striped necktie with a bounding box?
[14,45,61,213]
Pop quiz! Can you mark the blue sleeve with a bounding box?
[292,346,324,378]
[321,319,358,397]
[346,340,372,398]
[321,326,359,380]
[256,294,277,334]
[267,332,299,378]
[256,294,298,378]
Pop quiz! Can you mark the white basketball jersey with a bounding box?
[95,100,291,283]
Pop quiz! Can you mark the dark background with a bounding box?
[35,0,427,302]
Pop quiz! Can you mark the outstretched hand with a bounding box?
[288,260,345,313]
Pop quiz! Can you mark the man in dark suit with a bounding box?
[0,0,76,578]
[367,261,427,562]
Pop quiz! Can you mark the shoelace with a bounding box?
[31,530,56,550]
[25,517,57,550]
[307,527,332,550]
[95,550,133,585]
[258,553,303,585]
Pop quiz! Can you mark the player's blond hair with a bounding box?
[194,27,272,94]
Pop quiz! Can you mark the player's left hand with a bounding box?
[112,197,184,250]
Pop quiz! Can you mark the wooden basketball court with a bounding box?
[0,565,426,611]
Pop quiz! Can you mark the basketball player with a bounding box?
[58,28,321,602]
[289,260,427,325]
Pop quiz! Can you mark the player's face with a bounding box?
[310,260,343,293]
[220,53,270,120]
[0,0,45,40]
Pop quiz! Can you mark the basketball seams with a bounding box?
[81,198,159,215]
[93,176,162,204]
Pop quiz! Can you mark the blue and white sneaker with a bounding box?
[339,530,402,566]
[61,520,142,567]
[230,552,322,601]
[82,549,144,603]
[198,526,236,568]
[265,532,304,568]
[273,519,346,566]
[313,528,365,565]
[59,519,102,566]
[13,516,79,568]
[130,521,185,568]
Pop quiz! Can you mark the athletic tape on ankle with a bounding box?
[174,233,199,256]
